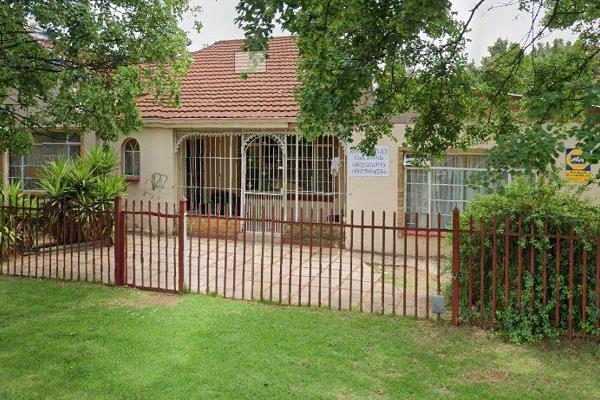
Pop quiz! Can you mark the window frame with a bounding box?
[122,138,141,181]
[8,133,81,192]
[403,151,502,229]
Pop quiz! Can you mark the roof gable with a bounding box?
[137,36,299,120]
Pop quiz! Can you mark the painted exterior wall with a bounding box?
[110,127,178,205]
[1,118,597,257]
[345,124,403,254]
[81,131,98,154]
[346,126,402,220]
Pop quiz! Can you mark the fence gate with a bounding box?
[114,197,185,292]
[3,195,599,340]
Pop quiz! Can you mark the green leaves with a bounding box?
[37,146,126,244]
[38,146,126,204]
[455,178,600,342]
[471,38,599,185]
[37,158,74,199]
[0,0,193,154]
[236,0,465,155]
[0,182,35,257]
[236,1,598,184]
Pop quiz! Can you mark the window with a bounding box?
[123,139,140,179]
[404,153,491,229]
[9,133,80,190]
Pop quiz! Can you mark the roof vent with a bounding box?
[234,51,267,74]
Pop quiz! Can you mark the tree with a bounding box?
[236,0,599,183]
[471,37,599,187]
[0,0,197,154]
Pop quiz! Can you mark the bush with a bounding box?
[0,183,36,259]
[454,178,600,343]
[37,147,126,244]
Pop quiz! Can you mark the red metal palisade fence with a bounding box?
[453,210,600,339]
[1,197,599,338]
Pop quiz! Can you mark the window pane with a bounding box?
[431,168,485,228]
[431,154,486,168]
[406,168,428,184]
[8,134,80,190]
[405,169,429,228]
[123,139,140,177]
[405,153,492,229]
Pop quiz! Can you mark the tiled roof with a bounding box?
[137,36,299,120]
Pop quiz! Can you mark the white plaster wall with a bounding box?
[80,131,98,153]
[346,124,405,253]
[110,127,178,205]
[346,129,401,217]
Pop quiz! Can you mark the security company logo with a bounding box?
[565,148,591,183]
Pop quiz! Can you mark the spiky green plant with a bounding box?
[37,147,126,244]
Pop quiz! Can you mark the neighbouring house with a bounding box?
[1,36,598,252]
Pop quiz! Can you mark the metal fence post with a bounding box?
[178,198,187,293]
[451,207,461,326]
[113,196,125,286]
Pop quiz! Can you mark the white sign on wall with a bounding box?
[348,145,390,177]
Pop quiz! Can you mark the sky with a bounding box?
[180,0,576,64]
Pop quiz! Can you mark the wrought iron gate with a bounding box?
[241,134,287,233]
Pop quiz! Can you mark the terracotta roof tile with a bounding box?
[138,36,299,120]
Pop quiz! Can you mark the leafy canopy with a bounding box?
[236,0,599,183]
[470,37,599,187]
[0,0,198,154]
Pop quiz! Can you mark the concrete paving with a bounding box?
[1,233,449,317]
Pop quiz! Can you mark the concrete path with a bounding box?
[1,233,449,317]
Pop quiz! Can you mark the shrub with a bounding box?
[453,178,600,343]
[37,147,126,244]
[0,183,36,259]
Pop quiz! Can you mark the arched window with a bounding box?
[123,138,140,179]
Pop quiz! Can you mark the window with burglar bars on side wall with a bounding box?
[404,153,494,229]
[8,133,81,191]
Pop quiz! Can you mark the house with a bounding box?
[1,36,598,251]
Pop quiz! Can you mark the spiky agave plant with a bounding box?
[37,147,126,244]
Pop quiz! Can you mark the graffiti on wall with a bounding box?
[142,173,169,199]
[151,173,168,191]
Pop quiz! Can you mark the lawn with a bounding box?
[1,277,599,399]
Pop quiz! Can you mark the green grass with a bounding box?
[1,277,599,400]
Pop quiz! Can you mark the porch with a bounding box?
[176,130,348,233]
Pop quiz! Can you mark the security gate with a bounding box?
[177,130,348,233]
[241,134,287,232]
